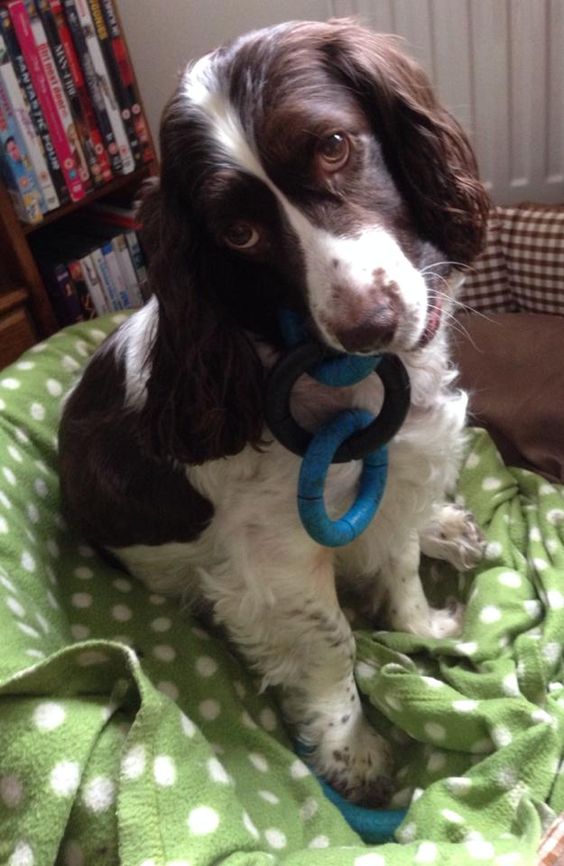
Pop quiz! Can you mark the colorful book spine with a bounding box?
[48,0,112,183]
[39,259,84,324]
[125,229,148,299]
[99,0,153,165]
[112,232,142,306]
[102,238,129,307]
[36,0,98,187]
[79,250,109,314]
[8,0,84,201]
[61,0,120,173]
[67,256,96,318]
[0,28,57,211]
[71,0,134,174]
[0,7,68,205]
[90,244,119,309]
[25,0,90,188]
[87,0,140,166]
[0,76,43,222]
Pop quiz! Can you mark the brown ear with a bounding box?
[322,21,490,263]
[137,170,264,465]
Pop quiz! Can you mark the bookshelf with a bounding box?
[0,0,157,368]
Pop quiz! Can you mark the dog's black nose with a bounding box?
[334,303,398,353]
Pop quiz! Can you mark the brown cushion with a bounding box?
[452,312,564,482]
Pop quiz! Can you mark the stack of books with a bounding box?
[32,199,148,323]
[0,0,153,225]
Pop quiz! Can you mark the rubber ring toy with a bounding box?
[264,311,411,547]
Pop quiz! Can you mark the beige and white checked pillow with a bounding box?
[460,203,564,314]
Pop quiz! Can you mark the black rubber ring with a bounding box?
[264,342,411,463]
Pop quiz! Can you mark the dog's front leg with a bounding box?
[201,544,393,805]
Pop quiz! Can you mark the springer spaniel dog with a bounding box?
[59,19,489,804]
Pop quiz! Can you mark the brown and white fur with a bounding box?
[59,20,489,804]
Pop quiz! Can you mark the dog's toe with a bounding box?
[420,504,485,571]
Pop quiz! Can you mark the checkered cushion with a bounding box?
[460,203,564,314]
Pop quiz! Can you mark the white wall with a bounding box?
[117,0,564,205]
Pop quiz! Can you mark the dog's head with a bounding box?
[140,19,489,463]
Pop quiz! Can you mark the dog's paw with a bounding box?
[310,716,394,806]
[398,599,465,639]
[420,504,485,571]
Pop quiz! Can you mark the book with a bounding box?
[99,0,153,164]
[112,232,142,306]
[124,229,148,299]
[25,0,90,188]
[37,257,84,324]
[90,243,120,309]
[48,0,112,183]
[0,28,55,212]
[78,249,109,314]
[61,0,121,173]
[67,256,96,318]
[0,65,44,223]
[87,0,140,166]
[8,0,85,201]
[70,0,134,174]
[0,6,68,205]
[36,0,101,187]
[102,238,129,307]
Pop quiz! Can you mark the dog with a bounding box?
[59,19,489,804]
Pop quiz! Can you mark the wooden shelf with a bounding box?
[23,163,154,235]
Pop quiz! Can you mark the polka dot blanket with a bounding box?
[1,315,563,866]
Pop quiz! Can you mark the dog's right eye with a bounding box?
[223,222,260,250]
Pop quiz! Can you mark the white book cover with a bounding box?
[112,234,143,307]
[73,0,134,174]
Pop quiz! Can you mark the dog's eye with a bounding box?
[316,132,350,170]
[223,222,260,250]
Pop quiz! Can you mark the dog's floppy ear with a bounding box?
[137,103,264,465]
[322,21,490,264]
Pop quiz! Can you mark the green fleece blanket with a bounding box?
[0,314,562,866]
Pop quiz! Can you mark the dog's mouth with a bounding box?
[416,294,443,349]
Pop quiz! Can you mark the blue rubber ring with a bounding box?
[298,409,388,547]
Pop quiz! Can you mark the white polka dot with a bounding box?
[34,478,48,498]
[355,660,377,679]
[77,650,109,667]
[0,774,24,807]
[0,574,17,592]
[465,839,494,859]
[532,557,549,572]
[14,427,29,444]
[151,616,171,632]
[502,672,520,697]
[207,756,230,784]
[25,649,44,659]
[6,596,25,617]
[71,593,92,609]
[265,828,287,849]
[3,467,16,486]
[249,752,269,773]
[445,776,472,795]
[442,808,464,823]
[547,589,564,609]
[243,811,259,839]
[17,622,40,639]
[74,566,93,580]
[480,605,502,624]
[195,656,218,677]
[259,708,278,731]
[8,445,22,463]
[492,725,512,746]
[498,571,521,588]
[187,805,220,835]
[453,699,479,713]
[21,551,35,573]
[46,539,59,558]
[424,722,446,741]
[154,755,176,786]
[16,360,34,370]
[61,354,80,372]
[543,642,560,664]
[8,841,34,866]
[482,476,502,491]
[241,710,258,730]
[355,856,387,866]
[78,544,95,558]
[30,403,45,421]
[470,737,493,754]
[122,744,146,780]
[199,699,221,720]
[456,641,478,656]
[46,379,63,397]
[1,378,20,390]
[111,604,132,622]
[180,713,196,737]
[309,836,329,848]
[70,624,90,640]
[485,541,502,560]
[50,761,80,797]
[531,708,555,725]
[26,504,39,524]
[83,776,114,812]
[157,681,179,701]
[547,508,564,525]
[290,758,310,779]
[0,491,12,509]
[33,702,65,731]
[415,841,438,863]
[152,644,176,662]
[427,751,447,773]
[149,593,166,605]
[422,676,444,689]
[523,599,542,617]
[385,694,402,711]
[397,822,417,843]
[259,789,279,804]
[112,577,132,593]
[466,451,480,469]
[0,516,7,534]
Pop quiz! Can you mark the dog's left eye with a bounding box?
[316,132,350,171]
[223,222,260,250]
